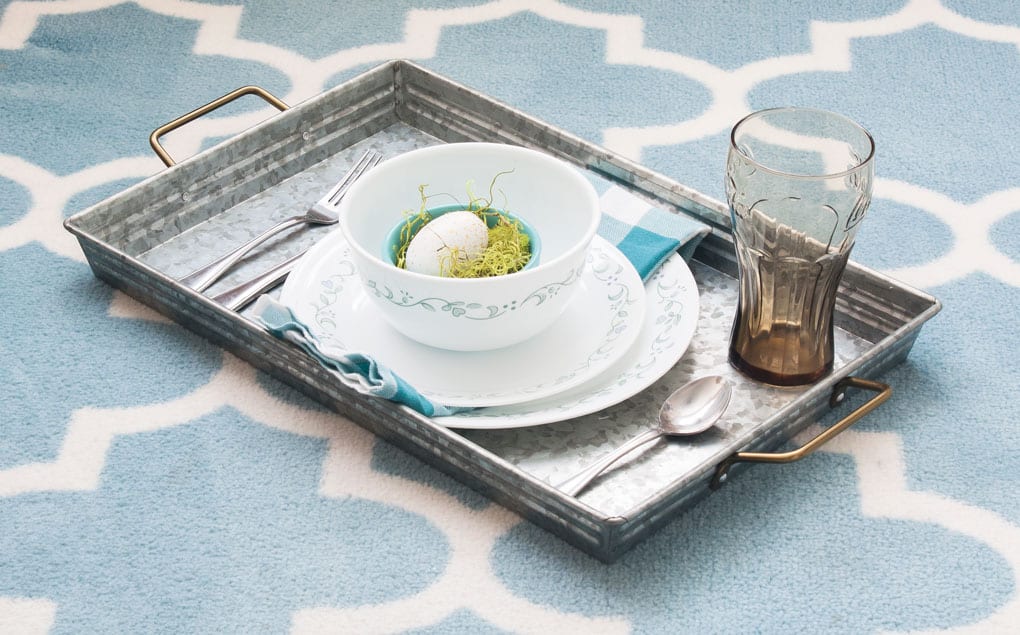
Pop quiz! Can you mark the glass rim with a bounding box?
[729,107,876,180]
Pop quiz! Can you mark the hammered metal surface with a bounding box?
[135,119,874,518]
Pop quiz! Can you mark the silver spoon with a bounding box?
[556,375,732,497]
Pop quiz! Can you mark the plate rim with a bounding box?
[280,232,647,408]
[431,250,700,428]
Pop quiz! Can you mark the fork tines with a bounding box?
[327,149,383,206]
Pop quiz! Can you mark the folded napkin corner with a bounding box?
[251,295,469,418]
[597,185,711,280]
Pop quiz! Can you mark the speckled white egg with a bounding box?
[404,211,489,277]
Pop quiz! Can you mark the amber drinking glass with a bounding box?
[725,107,875,386]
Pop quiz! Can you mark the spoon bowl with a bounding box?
[657,375,732,436]
[556,375,732,497]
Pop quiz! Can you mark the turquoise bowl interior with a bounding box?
[381,203,542,272]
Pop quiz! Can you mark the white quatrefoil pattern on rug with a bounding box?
[1,1,1018,633]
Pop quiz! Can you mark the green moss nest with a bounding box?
[393,172,532,278]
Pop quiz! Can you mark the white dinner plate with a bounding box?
[280,233,646,408]
[432,249,699,428]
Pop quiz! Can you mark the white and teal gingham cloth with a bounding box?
[596,185,710,280]
[252,186,710,416]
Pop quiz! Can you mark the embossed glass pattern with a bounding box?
[725,107,875,385]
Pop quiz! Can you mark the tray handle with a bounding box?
[148,85,289,167]
[710,377,891,490]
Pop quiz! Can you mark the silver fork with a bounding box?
[179,149,382,292]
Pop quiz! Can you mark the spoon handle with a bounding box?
[556,429,664,497]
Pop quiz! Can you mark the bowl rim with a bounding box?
[338,142,601,285]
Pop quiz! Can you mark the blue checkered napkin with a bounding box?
[596,186,710,280]
[252,186,709,417]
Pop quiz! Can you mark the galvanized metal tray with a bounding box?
[64,60,941,562]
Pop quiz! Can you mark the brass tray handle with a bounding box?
[710,377,891,490]
[148,86,289,167]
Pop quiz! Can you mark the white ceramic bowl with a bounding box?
[338,142,601,351]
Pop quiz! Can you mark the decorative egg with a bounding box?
[404,211,489,276]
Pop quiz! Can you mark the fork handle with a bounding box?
[556,429,664,497]
[179,216,305,292]
[211,249,306,311]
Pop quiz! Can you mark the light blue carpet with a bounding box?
[1,1,1018,633]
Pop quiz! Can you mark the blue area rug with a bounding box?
[1,1,1017,632]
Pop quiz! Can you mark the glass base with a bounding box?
[728,348,832,387]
